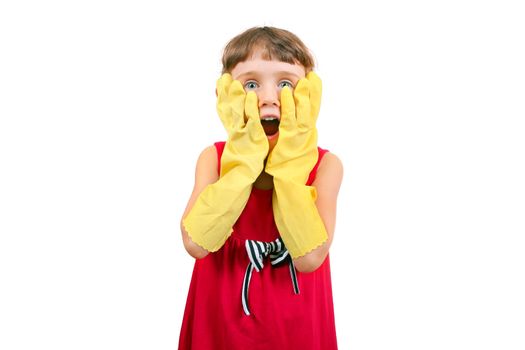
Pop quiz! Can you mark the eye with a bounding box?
[278,80,294,90]
[244,80,259,90]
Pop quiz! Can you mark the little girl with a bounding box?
[179,26,343,349]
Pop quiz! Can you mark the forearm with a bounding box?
[293,242,330,273]
[181,220,210,259]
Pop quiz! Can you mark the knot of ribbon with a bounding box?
[242,237,300,316]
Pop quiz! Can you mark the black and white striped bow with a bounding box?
[242,237,300,316]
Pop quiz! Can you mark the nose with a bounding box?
[257,85,280,108]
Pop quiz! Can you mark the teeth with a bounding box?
[262,117,278,121]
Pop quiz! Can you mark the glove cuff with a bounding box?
[272,179,328,258]
[183,179,252,252]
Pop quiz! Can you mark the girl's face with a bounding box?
[231,49,306,148]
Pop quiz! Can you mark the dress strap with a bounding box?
[306,147,329,186]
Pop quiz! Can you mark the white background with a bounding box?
[1,0,524,349]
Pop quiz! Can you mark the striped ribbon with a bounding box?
[242,237,300,316]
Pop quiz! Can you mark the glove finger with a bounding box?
[216,74,233,129]
[279,86,296,130]
[306,71,322,121]
[293,77,312,129]
[229,80,246,130]
[216,73,233,95]
[244,91,259,122]
[245,91,265,137]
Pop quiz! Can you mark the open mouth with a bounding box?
[260,116,280,136]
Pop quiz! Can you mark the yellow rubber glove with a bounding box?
[183,74,268,252]
[265,72,328,258]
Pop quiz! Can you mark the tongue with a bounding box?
[261,119,280,136]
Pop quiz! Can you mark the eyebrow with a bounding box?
[236,70,302,79]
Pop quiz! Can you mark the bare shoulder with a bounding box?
[314,151,343,189]
[197,144,218,164]
[194,144,219,184]
[182,144,219,218]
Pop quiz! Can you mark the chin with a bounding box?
[267,131,279,140]
[267,132,279,150]
[267,131,279,141]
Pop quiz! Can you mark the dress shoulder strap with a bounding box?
[214,141,227,175]
[306,147,329,186]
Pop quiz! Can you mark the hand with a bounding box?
[265,71,322,182]
[216,73,269,180]
[181,75,269,252]
[264,72,327,259]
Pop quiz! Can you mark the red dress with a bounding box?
[179,142,338,349]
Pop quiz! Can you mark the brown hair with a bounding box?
[221,26,315,74]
